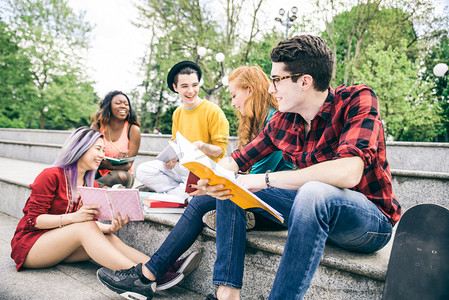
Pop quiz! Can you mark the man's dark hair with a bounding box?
[270,35,334,92]
[174,67,200,86]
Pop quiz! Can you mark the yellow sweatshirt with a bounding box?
[172,99,229,162]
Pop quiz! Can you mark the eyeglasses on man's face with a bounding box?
[270,73,304,90]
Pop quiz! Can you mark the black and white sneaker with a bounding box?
[97,263,156,300]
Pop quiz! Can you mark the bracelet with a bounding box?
[59,215,64,228]
[265,170,272,189]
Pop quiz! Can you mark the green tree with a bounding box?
[157,105,178,134]
[42,73,97,129]
[319,0,446,86]
[0,20,37,128]
[421,35,449,141]
[133,0,268,133]
[1,0,97,129]
[245,29,284,75]
[352,40,443,141]
[318,0,448,141]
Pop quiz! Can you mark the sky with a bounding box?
[67,0,149,98]
[67,0,449,98]
[66,0,314,98]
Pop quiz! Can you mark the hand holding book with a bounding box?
[78,187,144,221]
[156,141,178,162]
[106,210,130,233]
[105,156,136,165]
[185,172,200,193]
[172,132,284,223]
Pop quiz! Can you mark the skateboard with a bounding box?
[382,203,449,299]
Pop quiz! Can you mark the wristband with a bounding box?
[265,170,272,189]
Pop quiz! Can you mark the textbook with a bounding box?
[78,187,144,221]
[171,132,284,223]
[139,192,187,204]
[185,172,200,193]
[105,156,136,165]
[142,206,186,214]
[140,192,188,208]
[142,198,188,208]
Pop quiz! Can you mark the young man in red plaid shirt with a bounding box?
[95,35,401,300]
[198,35,401,300]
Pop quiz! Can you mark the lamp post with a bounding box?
[195,47,226,96]
[433,63,448,88]
[275,6,298,38]
[433,62,448,142]
[433,63,448,76]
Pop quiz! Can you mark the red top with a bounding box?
[231,85,401,225]
[10,167,81,271]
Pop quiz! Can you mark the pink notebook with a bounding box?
[78,187,144,221]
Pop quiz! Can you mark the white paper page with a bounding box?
[155,143,178,162]
[174,131,235,180]
[139,192,187,204]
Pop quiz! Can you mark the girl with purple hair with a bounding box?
[11,127,151,272]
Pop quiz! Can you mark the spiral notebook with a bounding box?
[78,187,144,221]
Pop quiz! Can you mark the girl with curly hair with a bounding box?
[91,91,141,188]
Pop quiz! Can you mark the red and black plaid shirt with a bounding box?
[231,84,401,225]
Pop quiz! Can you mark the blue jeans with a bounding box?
[214,181,392,299]
[145,194,216,278]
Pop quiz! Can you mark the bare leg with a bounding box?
[62,246,90,263]
[217,286,240,300]
[24,221,146,270]
[104,233,150,264]
[61,234,151,264]
[142,264,157,281]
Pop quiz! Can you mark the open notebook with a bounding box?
[104,156,136,165]
[170,132,284,223]
[78,187,144,221]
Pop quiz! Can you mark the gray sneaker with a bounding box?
[97,263,156,300]
[202,210,256,230]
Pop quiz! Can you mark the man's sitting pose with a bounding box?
[136,61,229,199]
[96,35,401,300]
[198,34,401,300]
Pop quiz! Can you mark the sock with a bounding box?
[140,275,152,284]
[139,264,153,284]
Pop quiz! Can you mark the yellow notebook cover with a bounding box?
[174,132,284,223]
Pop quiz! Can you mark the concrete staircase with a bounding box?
[0,128,448,299]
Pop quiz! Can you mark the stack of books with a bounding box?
[140,192,188,214]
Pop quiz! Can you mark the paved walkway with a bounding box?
[0,212,204,299]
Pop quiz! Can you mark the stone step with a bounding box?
[1,128,448,172]
[391,169,449,211]
[1,156,448,299]
[1,144,447,215]
[386,141,449,173]
[0,157,391,299]
[0,139,160,167]
[0,212,204,299]
[117,216,393,299]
